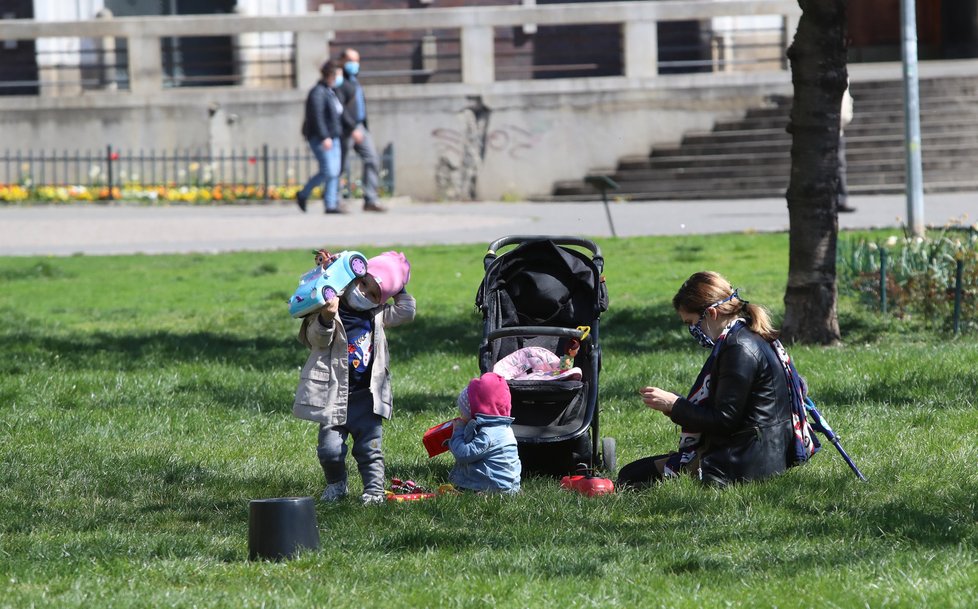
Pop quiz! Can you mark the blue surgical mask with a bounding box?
[344,283,376,311]
[344,61,360,77]
[334,74,344,88]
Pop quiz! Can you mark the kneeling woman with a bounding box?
[619,271,794,488]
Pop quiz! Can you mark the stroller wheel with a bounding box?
[601,437,617,475]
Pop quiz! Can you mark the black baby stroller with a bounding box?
[475,236,615,476]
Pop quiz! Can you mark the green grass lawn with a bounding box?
[0,233,976,609]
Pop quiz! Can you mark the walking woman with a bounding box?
[297,60,345,214]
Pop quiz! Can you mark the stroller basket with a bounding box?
[508,379,587,440]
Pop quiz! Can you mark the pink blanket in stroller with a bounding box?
[492,346,582,382]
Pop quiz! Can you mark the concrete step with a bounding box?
[680,127,978,147]
[619,142,978,171]
[565,167,970,192]
[547,73,978,202]
[540,176,978,201]
[743,97,978,122]
[607,157,978,181]
[851,79,978,97]
[715,110,978,133]
[655,133,978,157]
[556,161,978,195]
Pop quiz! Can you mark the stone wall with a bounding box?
[0,1,798,200]
[0,72,791,200]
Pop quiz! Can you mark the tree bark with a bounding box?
[781,0,847,345]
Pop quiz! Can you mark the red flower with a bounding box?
[248,157,257,165]
[110,152,120,161]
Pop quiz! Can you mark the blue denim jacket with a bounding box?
[448,415,521,493]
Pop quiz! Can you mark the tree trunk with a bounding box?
[781,0,847,345]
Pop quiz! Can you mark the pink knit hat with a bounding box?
[467,372,512,418]
[367,251,411,303]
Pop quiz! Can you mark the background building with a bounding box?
[1,1,976,201]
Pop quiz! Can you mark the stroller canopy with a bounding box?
[477,239,608,329]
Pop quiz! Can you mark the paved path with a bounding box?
[0,192,973,256]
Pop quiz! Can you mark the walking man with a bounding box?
[336,48,386,213]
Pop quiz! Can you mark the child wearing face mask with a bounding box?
[292,251,416,505]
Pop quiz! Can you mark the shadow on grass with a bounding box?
[389,312,484,359]
[0,329,299,374]
[8,447,972,569]
[0,314,485,373]
[0,303,686,378]
[601,305,688,353]
[811,372,974,409]
[350,475,975,576]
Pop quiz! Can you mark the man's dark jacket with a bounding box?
[335,73,368,137]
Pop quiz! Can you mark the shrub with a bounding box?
[838,221,978,331]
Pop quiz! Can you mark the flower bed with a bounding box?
[0,183,303,204]
[838,221,978,329]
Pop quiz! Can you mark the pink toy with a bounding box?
[492,346,582,382]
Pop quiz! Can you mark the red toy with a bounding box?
[385,478,436,502]
[422,419,457,458]
[560,472,615,497]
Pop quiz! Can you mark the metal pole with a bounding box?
[952,259,963,335]
[262,143,269,199]
[880,248,888,315]
[900,0,925,236]
[106,144,115,201]
[600,188,617,238]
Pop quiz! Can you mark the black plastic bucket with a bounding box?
[248,497,320,561]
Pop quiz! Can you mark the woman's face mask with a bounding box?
[344,283,377,311]
[688,312,715,349]
[685,290,740,348]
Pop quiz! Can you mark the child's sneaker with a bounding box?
[320,481,348,502]
[361,492,385,505]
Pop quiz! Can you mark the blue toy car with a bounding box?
[288,250,368,318]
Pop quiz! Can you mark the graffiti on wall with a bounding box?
[432,96,545,200]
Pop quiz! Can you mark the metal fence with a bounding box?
[0,144,394,200]
[839,229,978,335]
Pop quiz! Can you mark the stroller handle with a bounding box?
[487,326,589,342]
[484,235,603,270]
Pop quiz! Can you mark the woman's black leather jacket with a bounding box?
[669,325,793,486]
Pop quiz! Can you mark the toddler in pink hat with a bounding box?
[448,372,521,493]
